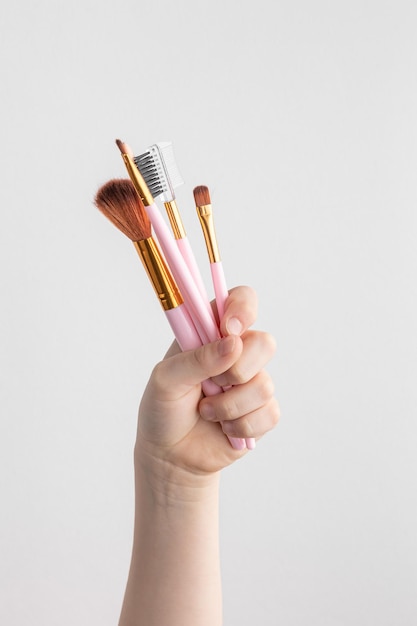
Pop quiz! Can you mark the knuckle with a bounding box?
[229,365,247,385]
[150,360,168,390]
[257,370,275,402]
[257,331,277,360]
[224,416,254,439]
[270,398,281,426]
[221,396,240,421]
[240,417,255,438]
[266,332,277,356]
[191,344,208,371]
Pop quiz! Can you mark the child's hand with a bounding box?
[135,286,280,478]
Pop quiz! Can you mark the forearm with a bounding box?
[117,287,278,624]
[119,455,222,626]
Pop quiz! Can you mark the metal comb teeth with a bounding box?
[134,147,169,199]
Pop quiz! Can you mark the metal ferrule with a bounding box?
[122,153,154,207]
[164,200,186,239]
[196,204,220,263]
[133,238,183,311]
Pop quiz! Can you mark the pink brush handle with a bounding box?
[210,261,228,321]
[165,306,246,451]
[176,237,214,316]
[210,262,256,450]
[146,202,219,345]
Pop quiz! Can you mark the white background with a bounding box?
[1,1,416,624]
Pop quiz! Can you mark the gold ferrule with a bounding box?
[122,153,154,206]
[164,200,186,239]
[133,238,183,311]
[196,204,221,263]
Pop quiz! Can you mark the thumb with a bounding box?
[159,335,243,392]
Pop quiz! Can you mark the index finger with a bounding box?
[220,285,258,337]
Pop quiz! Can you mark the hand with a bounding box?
[135,286,280,478]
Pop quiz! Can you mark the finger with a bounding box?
[221,397,281,440]
[199,370,275,423]
[164,285,257,355]
[152,335,243,395]
[212,330,276,388]
[220,285,258,337]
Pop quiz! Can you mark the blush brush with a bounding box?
[94,177,246,451]
[94,179,196,347]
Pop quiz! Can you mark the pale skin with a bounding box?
[118,286,280,626]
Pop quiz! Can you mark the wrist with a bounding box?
[134,440,220,506]
[126,443,222,626]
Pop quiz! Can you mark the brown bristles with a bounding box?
[193,185,211,207]
[94,178,152,241]
[115,138,134,158]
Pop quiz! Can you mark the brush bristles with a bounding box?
[115,138,134,157]
[134,142,184,202]
[94,178,152,242]
[193,185,211,206]
[134,148,168,198]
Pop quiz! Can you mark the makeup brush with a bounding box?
[194,185,256,450]
[115,139,220,346]
[134,142,213,310]
[95,178,246,451]
[94,179,196,348]
[193,185,229,321]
